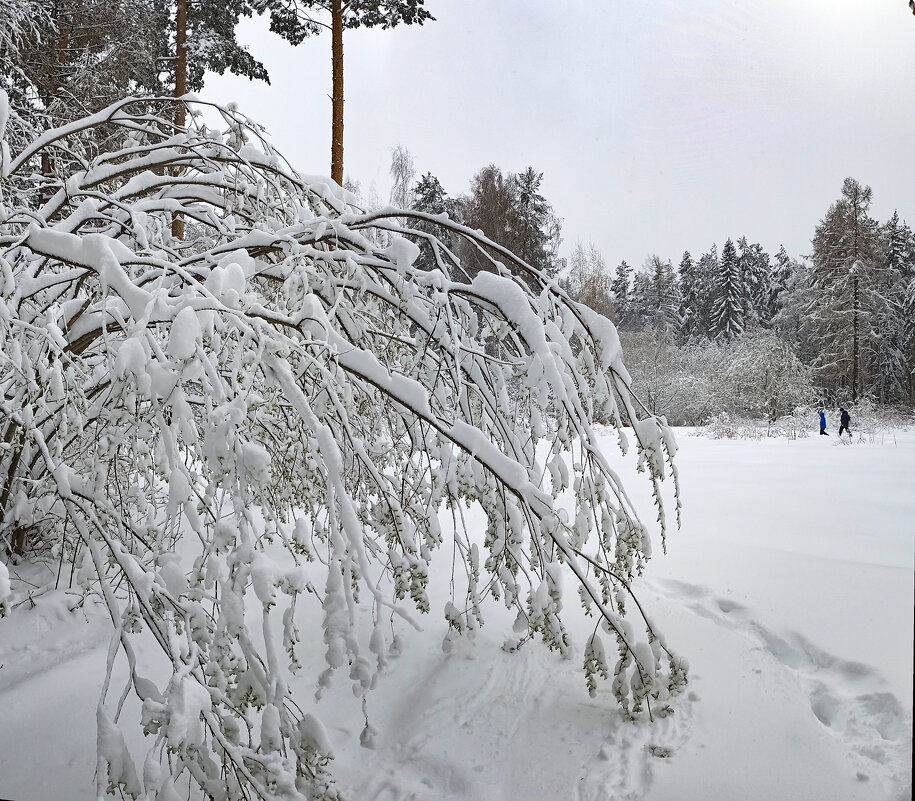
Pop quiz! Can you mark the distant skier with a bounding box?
[838,407,851,437]
[819,410,828,435]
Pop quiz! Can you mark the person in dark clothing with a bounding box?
[819,410,828,435]
[838,407,851,437]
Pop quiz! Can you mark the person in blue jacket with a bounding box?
[819,410,828,435]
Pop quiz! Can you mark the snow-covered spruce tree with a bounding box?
[410,171,458,271]
[710,237,744,341]
[736,237,773,327]
[631,255,680,333]
[676,251,700,342]
[0,94,686,800]
[610,259,634,328]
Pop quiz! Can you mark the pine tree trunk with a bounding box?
[330,0,344,185]
[172,0,187,240]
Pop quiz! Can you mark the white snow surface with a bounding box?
[0,429,912,801]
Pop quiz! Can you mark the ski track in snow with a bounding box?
[657,577,913,800]
[345,628,696,801]
[345,571,909,801]
[0,589,108,695]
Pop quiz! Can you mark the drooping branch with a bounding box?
[0,94,686,801]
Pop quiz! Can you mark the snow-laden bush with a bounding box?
[0,93,685,800]
[620,330,816,426]
[709,331,815,422]
[704,408,813,440]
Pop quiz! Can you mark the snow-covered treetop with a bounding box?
[0,93,684,800]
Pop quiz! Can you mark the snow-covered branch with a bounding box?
[0,92,685,800]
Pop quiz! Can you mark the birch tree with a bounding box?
[0,94,686,801]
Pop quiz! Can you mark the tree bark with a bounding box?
[172,0,187,240]
[852,275,859,401]
[330,0,344,185]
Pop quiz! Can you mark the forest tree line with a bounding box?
[397,160,915,421]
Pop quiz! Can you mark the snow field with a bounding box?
[0,428,912,801]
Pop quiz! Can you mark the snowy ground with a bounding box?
[1,428,912,801]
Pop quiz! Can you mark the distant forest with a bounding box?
[396,162,914,422]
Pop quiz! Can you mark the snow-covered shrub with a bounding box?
[0,92,686,800]
[618,331,718,424]
[770,405,816,439]
[704,408,815,440]
[621,330,815,426]
[709,331,815,422]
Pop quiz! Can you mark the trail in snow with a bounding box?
[661,577,912,795]
[334,573,910,801]
[340,632,696,801]
[0,430,912,801]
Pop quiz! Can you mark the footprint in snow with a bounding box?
[575,697,695,801]
[656,578,912,801]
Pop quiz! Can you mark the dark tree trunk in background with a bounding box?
[172,0,187,239]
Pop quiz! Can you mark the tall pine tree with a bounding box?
[256,0,434,183]
[809,177,883,401]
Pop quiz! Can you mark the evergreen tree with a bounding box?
[902,279,915,402]
[883,210,915,279]
[771,250,817,362]
[871,212,915,402]
[511,167,562,275]
[710,238,744,341]
[632,254,680,332]
[629,270,650,331]
[410,171,457,270]
[173,0,278,92]
[737,237,773,326]
[771,245,794,311]
[611,259,634,328]
[677,250,702,341]
[692,244,720,339]
[2,0,304,179]
[871,286,909,403]
[809,177,883,401]
[4,1,164,144]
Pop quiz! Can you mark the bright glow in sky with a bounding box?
[203,0,915,270]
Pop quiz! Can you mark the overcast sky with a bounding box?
[203,0,915,271]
